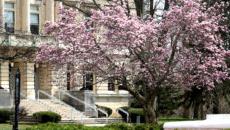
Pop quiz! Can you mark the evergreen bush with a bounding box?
[32,111,61,123]
[0,109,12,123]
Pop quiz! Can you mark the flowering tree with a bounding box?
[37,0,229,123]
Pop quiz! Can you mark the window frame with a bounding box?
[4,2,15,33]
[30,4,40,35]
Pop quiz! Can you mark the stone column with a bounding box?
[93,74,97,94]
[50,65,59,96]
[15,0,21,32]
[0,62,9,91]
[54,1,61,21]
[0,0,4,30]
[45,0,54,22]
[115,79,119,94]
[25,63,35,99]
[21,0,30,33]
[39,1,45,33]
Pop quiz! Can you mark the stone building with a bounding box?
[0,0,135,116]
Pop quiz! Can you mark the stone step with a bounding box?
[20,99,87,120]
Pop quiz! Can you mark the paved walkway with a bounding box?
[164,114,230,130]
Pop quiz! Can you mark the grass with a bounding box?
[0,123,162,130]
[0,116,190,130]
[0,123,32,130]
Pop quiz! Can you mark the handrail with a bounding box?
[59,90,108,118]
[117,107,129,122]
[38,90,74,109]
[37,90,81,121]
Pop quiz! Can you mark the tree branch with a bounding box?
[92,0,103,11]
[156,33,180,86]
[55,0,91,16]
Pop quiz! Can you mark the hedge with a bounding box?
[25,123,163,130]
[0,109,12,123]
[32,111,61,123]
[128,108,144,116]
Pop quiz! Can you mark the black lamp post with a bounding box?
[13,69,20,130]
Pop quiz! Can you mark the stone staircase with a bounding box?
[20,99,87,121]
[20,99,123,124]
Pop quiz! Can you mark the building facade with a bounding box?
[0,0,133,115]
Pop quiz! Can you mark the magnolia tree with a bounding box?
[37,0,229,123]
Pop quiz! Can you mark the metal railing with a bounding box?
[37,90,83,121]
[116,107,129,122]
[20,91,54,114]
[57,90,108,121]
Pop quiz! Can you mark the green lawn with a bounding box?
[0,124,32,130]
[0,123,162,130]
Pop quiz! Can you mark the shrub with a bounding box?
[25,123,163,130]
[0,109,12,123]
[18,107,28,118]
[25,123,84,130]
[106,123,133,130]
[128,108,144,116]
[11,107,28,119]
[25,123,114,130]
[32,111,61,123]
[134,124,163,130]
[128,108,145,123]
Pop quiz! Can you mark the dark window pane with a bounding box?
[118,77,127,90]
[30,13,39,34]
[30,25,39,34]
[82,73,93,90]
[108,77,115,91]
[5,23,14,33]
[4,11,14,33]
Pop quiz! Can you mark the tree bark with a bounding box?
[193,102,206,119]
[143,96,158,124]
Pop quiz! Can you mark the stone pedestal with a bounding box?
[84,90,97,117]
[0,62,9,91]
[25,63,35,99]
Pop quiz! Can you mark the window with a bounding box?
[30,5,39,34]
[143,0,165,20]
[82,73,93,90]
[108,77,115,91]
[118,76,127,90]
[4,3,15,33]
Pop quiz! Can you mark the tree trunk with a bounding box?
[193,102,206,119]
[143,97,158,124]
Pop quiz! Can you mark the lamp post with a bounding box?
[13,69,20,130]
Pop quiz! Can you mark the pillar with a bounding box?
[0,61,9,91]
[21,0,30,33]
[0,0,4,30]
[50,65,59,96]
[15,0,21,32]
[115,79,119,94]
[54,1,62,21]
[45,0,54,22]
[93,74,97,94]
[25,63,35,99]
